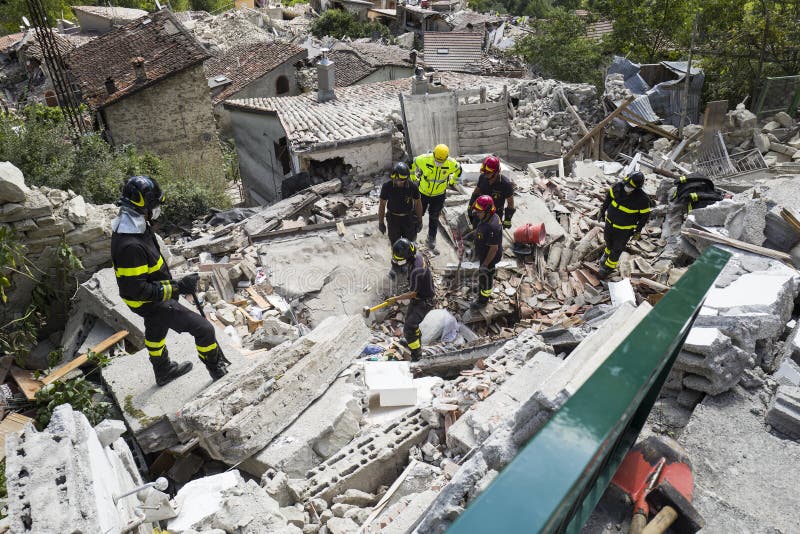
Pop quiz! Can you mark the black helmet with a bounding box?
[121,175,165,215]
[391,162,410,181]
[626,171,645,188]
[392,237,416,265]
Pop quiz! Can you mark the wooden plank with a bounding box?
[459,126,509,139]
[681,228,792,262]
[458,101,507,112]
[0,413,34,461]
[457,118,509,129]
[10,367,42,401]
[565,96,635,160]
[459,135,509,146]
[212,267,235,302]
[246,286,271,309]
[42,330,129,387]
[199,262,234,272]
[336,221,347,236]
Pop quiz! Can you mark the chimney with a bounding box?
[105,76,117,95]
[131,57,147,83]
[411,66,427,95]
[317,48,335,103]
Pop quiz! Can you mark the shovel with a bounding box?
[362,291,416,318]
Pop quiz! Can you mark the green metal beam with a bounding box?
[447,246,731,534]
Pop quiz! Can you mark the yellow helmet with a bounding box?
[433,144,449,161]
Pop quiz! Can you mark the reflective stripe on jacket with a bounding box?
[603,182,651,231]
[111,227,176,311]
[410,153,462,197]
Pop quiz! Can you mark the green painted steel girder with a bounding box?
[447,246,731,534]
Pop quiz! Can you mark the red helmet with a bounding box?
[481,155,500,175]
[472,195,496,215]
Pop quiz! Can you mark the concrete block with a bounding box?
[376,490,439,534]
[298,408,431,503]
[327,517,359,534]
[167,471,242,531]
[101,323,248,454]
[6,406,149,534]
[766,385,800,439]
[365,361,417,407]
[0,161,30,202]
[177,315,369,464]
[240,375,364,478]
[674,328,753,395]
[446,350,561,453]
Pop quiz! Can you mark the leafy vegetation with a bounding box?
[0,105,230,224]
[34,376,111,429]
[466,0,579,17]
[514,8,604,86]
[310,9,391,40]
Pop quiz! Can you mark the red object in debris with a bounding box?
[513,223,546,246]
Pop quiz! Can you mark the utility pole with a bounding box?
[678,12,699,137]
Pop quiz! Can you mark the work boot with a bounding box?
[598,264,613,279]
[150,349,193,387]
[470,298,488,311]
[409,347,422,362]
[425,235,436,250]
[599,252,608,266]
[203,347,230,381]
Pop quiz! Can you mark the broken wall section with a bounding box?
[5,405,150,534]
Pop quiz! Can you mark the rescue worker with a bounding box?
[391,238,435,361]
[410,144,462,250]
[378,162,423,277]
[598,171,651,278]
[467,155,515,229]
[111,175,229,386]
[471,195,503,310]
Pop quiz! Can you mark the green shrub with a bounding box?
[311,9,391,40]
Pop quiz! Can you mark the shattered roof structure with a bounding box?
[204,41,306,104]
[423,32,483,73]
[66,9,209,109]
[0,32,24,53]
[447,10,502,32]
[24,31,76,62]
[71,5,148,22]
[224,72,514,150]
[329,41,414,87]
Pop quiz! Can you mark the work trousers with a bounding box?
[387,212,417,247]
[477,266,497,303]
[138,300,218,362]
[420,194,446,241]
[404,298,434,351]
[603,222,635,271]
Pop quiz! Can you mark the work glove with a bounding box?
[502,218,512,229]
[177,273,199,295]
[378,220,386,234]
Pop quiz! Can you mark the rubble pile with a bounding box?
[183,9,278,53]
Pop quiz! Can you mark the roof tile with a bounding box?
[423,32,483,72]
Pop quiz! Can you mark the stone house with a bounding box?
[329,41,416,87]
[66,9,224,176]
[70,5,148,35]
[204,40,307,135]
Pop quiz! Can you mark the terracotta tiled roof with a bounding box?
[66,9,209,109]
[423,32,484,73]
[71,5,148,22]
[329,49,374,87]
[24,32,76,62]
[0,33,24,52]
[224,72,517,150]
[329,41,414,86]
[204,41,306,104]
[586,19,613,40]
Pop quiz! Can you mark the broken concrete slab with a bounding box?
[176,315,369,464]
[512,193,565,243]
[239,374,364,478]
[365,361,417,407]
[101,328,249,454]
[680,387,800,533]
[674,328,752,395]
[766,384,800,439]
[446,350,561,453]
[411,339,508,376]
[5,405,150,534]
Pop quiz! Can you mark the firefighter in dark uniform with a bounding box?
[598,171,652,278]
[111,176,229,386]
[467,155,515,229]
[391,238,435,361]
[471,195,503,310]
[378,162,423,277]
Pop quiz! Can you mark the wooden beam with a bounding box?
[565,96,635,160]
[0,413,34,461]
[10,367,41,401]
[619,109,681,141]
[42,330,129,386]
[681,228,792,262]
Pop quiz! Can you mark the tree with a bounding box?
[310,9,390,39]
[514,8,604,86]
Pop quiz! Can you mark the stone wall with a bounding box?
[103,64,224,176]
[0,162,116,311]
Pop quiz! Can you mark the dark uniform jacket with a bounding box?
[380,181,420,215]
[111,225,176,313]
[409,254,435,300]
[475,213,503,266]
[601,182,651,232]
[475,174,514,218]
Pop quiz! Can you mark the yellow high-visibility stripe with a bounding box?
[605,217,637,230]
[161,281,172,301]
[116,264,148,277]
[147,256,164,273]
[604,247,611,255]
[640,207,651,213]
[408,339,421,349]
[122,298,149,308]
[690,192,698,202]
[196,342,218,353]
[611,200,639,214]
[145,338,166,348]
[148,347,165,357]
[605,257,619,268]
[480,288,492,297]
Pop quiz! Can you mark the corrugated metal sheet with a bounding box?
[423,32,483,72]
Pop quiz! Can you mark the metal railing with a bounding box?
[447,246,731,534]
[694,132,767,179]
